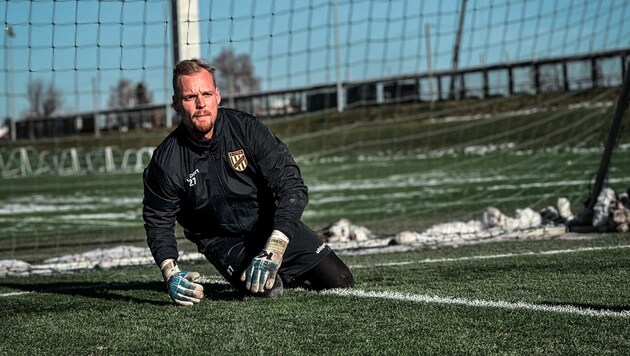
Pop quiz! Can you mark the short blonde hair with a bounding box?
[172,59,216,95]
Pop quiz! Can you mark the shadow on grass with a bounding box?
[0,280,245,306]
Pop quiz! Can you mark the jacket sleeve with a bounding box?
[247,117,308,239]
[142,162,181,267]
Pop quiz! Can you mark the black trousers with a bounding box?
[198,222,354,293]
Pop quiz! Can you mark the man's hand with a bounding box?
[240,230,289,293]
[160,259,204,306]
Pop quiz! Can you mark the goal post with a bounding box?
[568,59,630,232]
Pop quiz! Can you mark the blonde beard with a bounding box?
[184,117,215,140]
[193,121,214,135]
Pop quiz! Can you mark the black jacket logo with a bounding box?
[228,149,248,172]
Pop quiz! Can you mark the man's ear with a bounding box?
[171,95,180,112]
[216,87,221,106]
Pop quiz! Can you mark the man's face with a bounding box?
[173,70,221,140]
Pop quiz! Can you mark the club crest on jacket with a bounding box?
[228,149,248,172]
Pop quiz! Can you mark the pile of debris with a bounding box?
[571,187,630,233]
[317,187,630,252]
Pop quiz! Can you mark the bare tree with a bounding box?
[27,80,63,117]
[106,79,154,131]
[27,81,44,116]
[135,82,153,106]
[108,79,153,108]
[212,48,261,97]
[42,84,63,116]
[108,79,135,108]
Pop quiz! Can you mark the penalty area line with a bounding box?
[0,291,33,297]
[2,283,628,318]
[321,288,630,318]
[348,244,630,269]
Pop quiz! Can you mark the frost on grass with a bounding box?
[1,187,628,277]
[0,246,205,278]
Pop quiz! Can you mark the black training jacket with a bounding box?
[142,107,308,267]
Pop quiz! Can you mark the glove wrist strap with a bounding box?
[266,230,289,255]
[160,259,181,281]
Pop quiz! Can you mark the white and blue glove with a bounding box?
[240,230,289,293]
[160,259,204,306]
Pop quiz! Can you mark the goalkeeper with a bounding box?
[142,59,354,306]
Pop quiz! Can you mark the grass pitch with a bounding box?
[1,234,629,355]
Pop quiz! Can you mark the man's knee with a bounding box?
[331,262,355,289]
[306,252,355,290]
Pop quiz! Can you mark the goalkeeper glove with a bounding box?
[240,230,289,293]
[160,259,204,306]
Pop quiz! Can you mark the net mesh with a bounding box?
[1,0,629,271]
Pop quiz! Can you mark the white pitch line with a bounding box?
[0,291,33,297]
[348,244,630,269]
[322,288,630,318]
[2,282,628,318]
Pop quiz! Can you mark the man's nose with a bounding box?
[196,95,206,108]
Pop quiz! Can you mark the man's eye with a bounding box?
[184,96,196,101]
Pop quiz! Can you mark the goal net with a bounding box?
[1,0,629,275]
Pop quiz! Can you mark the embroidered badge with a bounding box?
[228,149,248,172]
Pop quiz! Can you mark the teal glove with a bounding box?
[160,259,204,306]
[240,230,289,293]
